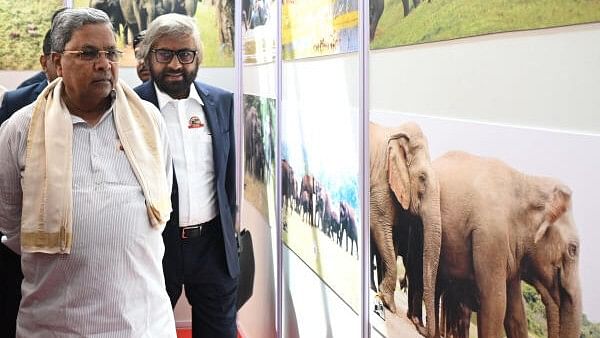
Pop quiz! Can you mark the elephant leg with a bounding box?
[371,215,398,313]
[504,278,528,338]
[402,0,410,16]
[473,229,507,338]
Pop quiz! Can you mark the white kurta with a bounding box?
[0,101,176,338]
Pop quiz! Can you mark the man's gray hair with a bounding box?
[141,13,203,64]
[51,8,112,53]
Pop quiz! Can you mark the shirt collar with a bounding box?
[154,82,204,110]
[63,96,114,126]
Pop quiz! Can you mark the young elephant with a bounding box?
[433,151,581,338]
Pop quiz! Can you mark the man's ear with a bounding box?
[52,53,63,77]
[39,55,47,73]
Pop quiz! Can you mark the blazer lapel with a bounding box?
[195,82,225,169]
[196,83,221,134]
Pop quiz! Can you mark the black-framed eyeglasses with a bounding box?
[151,49,198,64]
[61,49,123,63]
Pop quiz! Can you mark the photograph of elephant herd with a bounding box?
[243,94,276,225]
[282,0,358,60]
[369,0,600,50]
[80,0,235,67]
[369,113,600,337]
[280,97,361,310]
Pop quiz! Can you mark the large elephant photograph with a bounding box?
[369,0,600,50]
[76,0,234,67]
[281,90,361,311]
[0,0,64,70]
[243,94,276,227]
[282,0,358,60]
[369,112,600,337]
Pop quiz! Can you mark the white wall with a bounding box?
[370,23,600,134]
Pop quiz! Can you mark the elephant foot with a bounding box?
[378,291,397,314]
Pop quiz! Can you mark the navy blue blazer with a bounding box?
[0,81,48,125]
[134,80,239,278]
[17,71,47,89]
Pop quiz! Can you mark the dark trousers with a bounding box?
[162,216,238,338]
[0,242,22,338]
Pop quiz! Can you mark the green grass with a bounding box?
[195,1,233,67]
[0,0,63,70]
[371,0,600,49]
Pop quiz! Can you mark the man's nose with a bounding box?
[167,55,183,69]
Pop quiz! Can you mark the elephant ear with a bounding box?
[387,133,411,210]
[534,184,572,243]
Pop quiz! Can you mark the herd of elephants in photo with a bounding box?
[90,0,271,54]
[280,159,360,259]
[267,120,581,337]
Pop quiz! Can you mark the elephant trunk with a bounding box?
[420,185,442,338]
[559,274,582,338]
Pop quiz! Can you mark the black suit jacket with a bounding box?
[134,80,239,278]
[0,81,48,125]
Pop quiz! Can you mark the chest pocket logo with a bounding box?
[188,116,204,129]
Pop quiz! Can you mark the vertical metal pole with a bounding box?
[235,0,243,226]
[275,0,283,336]
[64,0,73,8]
[359,0,370,336]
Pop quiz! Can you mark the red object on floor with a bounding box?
[176,328,244,338]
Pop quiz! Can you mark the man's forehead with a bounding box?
[66,24,116,46]
[154,35,196,48]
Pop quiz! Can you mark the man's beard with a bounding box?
[151,65,198,99]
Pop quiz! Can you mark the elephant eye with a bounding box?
[418,172,427,183]
[567,243,578,258]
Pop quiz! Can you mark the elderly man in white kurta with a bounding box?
[0,8,176,338]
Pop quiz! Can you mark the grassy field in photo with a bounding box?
[371,0,600,49]
[283,207,360,312]
[0,0,63,70]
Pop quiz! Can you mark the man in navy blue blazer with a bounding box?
[134,14,239,338]
[0,30,57,125]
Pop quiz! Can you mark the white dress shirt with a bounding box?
[155,83,218,226]
[0,102,176,338]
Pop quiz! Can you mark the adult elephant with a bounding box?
[89,0,127,41]
[119,0,157,41]
[339,201,358,258]
[433,151,581,338]
[159,0,198,16]
[300,175,316,226]
[369,121,441,338]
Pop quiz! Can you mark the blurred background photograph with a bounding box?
[282,0,358,60]
[243,94,276,227]
[0,0,63,70]
[75,0,234,67]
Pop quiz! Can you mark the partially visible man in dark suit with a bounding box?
[15,71,47,90]
[134,13,239,338]
[0,30,58,124]
[0,28,58,338]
